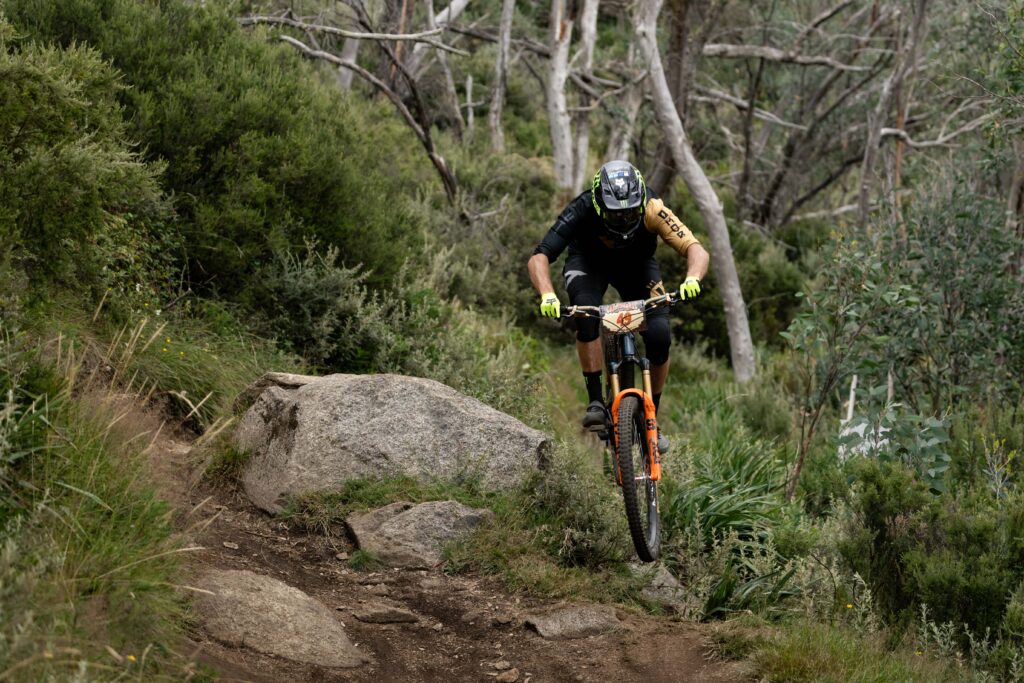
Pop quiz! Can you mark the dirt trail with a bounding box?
[155,436,752,683]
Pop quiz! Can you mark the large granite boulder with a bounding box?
[236,373,550,513]
[347,500,494,568]
[194,569,369,668]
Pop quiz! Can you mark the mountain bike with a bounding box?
[562,292,680,563]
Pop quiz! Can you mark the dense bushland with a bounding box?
[1,0,1023,681]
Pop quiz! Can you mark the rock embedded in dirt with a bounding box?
[523,605,623,640]
[347,500,494,568]
[194,569,369,668]
[235,372,551,513]
[495,668,520,682]
[639,564,687,609]
[354,606,419,624]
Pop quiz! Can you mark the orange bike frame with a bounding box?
[609,388,662,485]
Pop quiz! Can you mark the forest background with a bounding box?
[1,0,1023,680]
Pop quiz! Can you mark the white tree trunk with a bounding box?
[425,0,465,137]
[489,0,516,152]
[636,0,756,383]
[605,44,643,162]
[336,38,361,90]
[465,74,475,131]
[572,0,599,188]
[408,0,472,77]
[547,0,575,192]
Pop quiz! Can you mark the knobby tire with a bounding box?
[615,395,660,562]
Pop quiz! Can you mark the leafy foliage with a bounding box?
[0,17,174,302]
[5,0,426,300]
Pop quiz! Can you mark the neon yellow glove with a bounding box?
[539,292,561,318]
[679,277,702,300]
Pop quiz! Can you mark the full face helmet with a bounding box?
[592,160,647,241]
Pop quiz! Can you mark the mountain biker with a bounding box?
[527,160,710,453]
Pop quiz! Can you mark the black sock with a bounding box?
[652,393,661,415]
[584,371,603,403]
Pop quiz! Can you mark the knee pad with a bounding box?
[575,319,600,343]
[642,315,671,365]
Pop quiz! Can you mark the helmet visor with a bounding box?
[605,205,643,231]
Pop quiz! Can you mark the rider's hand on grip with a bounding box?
[539,292,561,318]
[679,277,702,301]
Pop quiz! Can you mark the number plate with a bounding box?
[599,300,646,333]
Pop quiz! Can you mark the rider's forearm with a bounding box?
[527,253,556,295]
[685,243,710,281]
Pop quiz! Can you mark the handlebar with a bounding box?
[560,291,681,319]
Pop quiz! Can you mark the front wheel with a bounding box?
[615,395,660,562]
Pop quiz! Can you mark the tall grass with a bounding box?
[31,295,303,429]
[0,325,205,679]
[0,297,293,679]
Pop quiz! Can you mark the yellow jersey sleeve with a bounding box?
[644,197,699,255]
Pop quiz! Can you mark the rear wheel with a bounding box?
[615,395,660,562]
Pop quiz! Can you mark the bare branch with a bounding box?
[879,112,995,148]
[702,43,870,71]
[447,24,552,57]
[792,0,857,51]
[278,35,458,203]
[694,86,808,130]
[791,203,860,221]
[241,14,469,55]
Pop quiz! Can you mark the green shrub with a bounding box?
[0,16,174,300]
[251,241,546,422]
[839,460,1024,640]
[6,0,428,299]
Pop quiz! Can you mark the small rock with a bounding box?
[354,606,419,624]
[431,623,443,631]
[495,668,520,683]
[524,605,622,640]
[461,610,485,624]
[492,614,513,626]
[367,583,390,596]
[222,541,239,550]
[493,660,512,670]
[420,577,445,590]
[335,552,349,561]
[347,501,495,568]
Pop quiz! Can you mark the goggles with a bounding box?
[604,205,643,230]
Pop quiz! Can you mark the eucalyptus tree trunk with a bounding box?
[425,0,465,137]
[572,0,600,188]
[407,0,472,77]
[488,0,515,152]
[858,0,929,228]
[605,44,644,161]
[547,0,575,192]
[336,38,361,89]
[636,0,756,383]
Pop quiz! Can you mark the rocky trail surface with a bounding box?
[152,377,753,683]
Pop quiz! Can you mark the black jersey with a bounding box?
[533,189,699,265]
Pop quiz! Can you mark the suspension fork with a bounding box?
[609,340,662,483]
